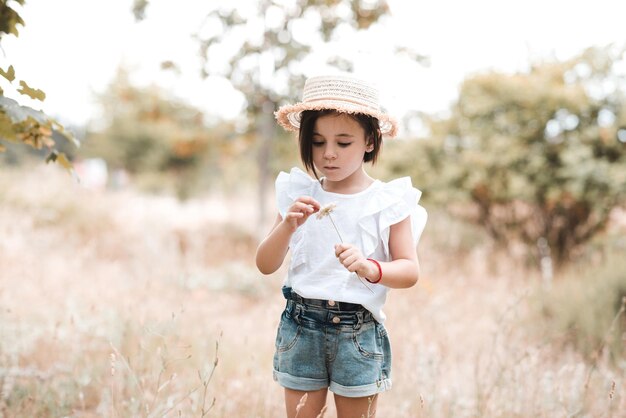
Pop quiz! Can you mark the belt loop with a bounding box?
[292,304,302,325]
[354,311,363,330]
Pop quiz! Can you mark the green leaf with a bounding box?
[55,152,73,171]
[0,5,25,37]
[45,149,77,178]
[0,65,16,82]
[46,150,73,170]
[18,80,46,101]
[0,96,80,170]
[0,111,17,141]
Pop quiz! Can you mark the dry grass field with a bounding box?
[0,165,624,417]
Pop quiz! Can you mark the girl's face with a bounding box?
[312,113,373,185]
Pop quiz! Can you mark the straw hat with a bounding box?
[275,74,398,138]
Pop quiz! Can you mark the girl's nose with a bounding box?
[324,146,337,161]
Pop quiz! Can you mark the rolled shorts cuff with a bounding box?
[330,378,392,398]
[273,370,328,392]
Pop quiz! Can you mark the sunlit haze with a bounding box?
[2,0,625,133]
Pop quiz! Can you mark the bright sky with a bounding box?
[2,0,625,135]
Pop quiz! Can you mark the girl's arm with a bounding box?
[255,196,320,275]
[335,216,420,288]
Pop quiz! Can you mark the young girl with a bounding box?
[256,74,427,418]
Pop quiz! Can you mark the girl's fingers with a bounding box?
[290,201,316,214]
[346,258,366,273]
[283,198,322,230]
[335,245,368,274]
[285,211,304,219]
[342,255,358,268]
[335,244,363,261]
[335,243,351,257]
[292,196,321,213]
[294,196,321,211]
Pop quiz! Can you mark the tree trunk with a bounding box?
[256,98,274,238]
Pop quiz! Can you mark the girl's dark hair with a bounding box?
[298,109,383,179]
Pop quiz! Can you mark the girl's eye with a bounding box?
[338,142,352,147]
[312,141,325,147]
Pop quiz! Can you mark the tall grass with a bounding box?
[0,164,624,417]
[531,253,626,362]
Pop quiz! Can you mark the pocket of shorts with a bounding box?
[352,323,384,360]
[275,311,301,353]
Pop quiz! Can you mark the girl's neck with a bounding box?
[321,168,374,195]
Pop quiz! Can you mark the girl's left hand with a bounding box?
[334,243,379,281]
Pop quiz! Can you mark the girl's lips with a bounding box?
[324,166,339,170]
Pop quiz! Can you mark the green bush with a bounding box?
[386,46,626,268]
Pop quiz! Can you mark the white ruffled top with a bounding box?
[275,167,427,323]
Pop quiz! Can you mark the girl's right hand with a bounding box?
[282,196,320,232]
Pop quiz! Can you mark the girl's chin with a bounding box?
[319,169,343,180]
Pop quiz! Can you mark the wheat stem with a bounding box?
[327,213,374,293]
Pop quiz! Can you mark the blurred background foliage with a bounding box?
[383,45,626,267]
[79,67,302,199]
[80,68,251,199]
[2,0,625,266]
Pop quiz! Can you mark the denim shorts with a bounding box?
[273,287,392,398]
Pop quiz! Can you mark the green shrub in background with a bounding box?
[80,69,239,198]
[532,253,626,362]
[78,68,302,199]
[385,45,626,268]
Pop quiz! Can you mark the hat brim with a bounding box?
[275,100,398,138]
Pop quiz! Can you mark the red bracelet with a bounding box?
[366,258,382,284]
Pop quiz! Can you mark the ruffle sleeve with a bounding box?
[275,167,318,218]
[358,177,427,259]
[274,167,318,268]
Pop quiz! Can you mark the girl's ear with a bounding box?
[365,136,374,152]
